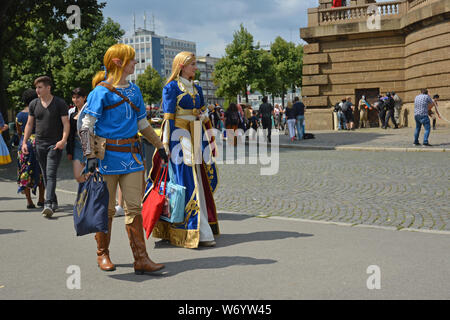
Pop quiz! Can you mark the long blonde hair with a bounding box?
[92,44,136,88]
[166,51,196,85]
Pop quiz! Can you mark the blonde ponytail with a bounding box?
[92,70,106,89]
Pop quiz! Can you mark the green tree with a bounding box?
[0,0,105,120]
[270,37,303,106]
[251,49,279,97]
[55,17,124,100]
[293,44,304,90]
[213,24,260,103]
[194,69,202,81]
[137,65,164,106]
[6,21,67,110]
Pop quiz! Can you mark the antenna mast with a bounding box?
[144,11,147,30]
[152,13,155,33]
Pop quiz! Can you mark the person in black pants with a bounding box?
[21,76,69,218]
[376,95,387,129]
[258,96,274,143]
[384,92,398,129]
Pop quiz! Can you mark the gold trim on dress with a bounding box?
[164,113,175,121]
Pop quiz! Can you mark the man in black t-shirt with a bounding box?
[22,76,69,218]
[258,96,274,143]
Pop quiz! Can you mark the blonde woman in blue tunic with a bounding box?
[148,51,220,249]
[80,43,168,274]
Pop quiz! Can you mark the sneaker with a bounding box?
[51,202,59,212]
[423,143,433,147]
[37,201,45,208]
[42,206,54,219]
[115,205,125,217]
[413,142,421,146]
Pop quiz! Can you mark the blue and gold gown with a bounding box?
[147,76,219,249]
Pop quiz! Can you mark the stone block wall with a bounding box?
[300,0,450,129]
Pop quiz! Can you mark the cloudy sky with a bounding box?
[102,0,318,58]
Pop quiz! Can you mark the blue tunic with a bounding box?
[82,81,147,175]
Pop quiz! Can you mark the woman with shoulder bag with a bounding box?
[79,43,168,275]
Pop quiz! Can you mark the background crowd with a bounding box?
[206,96,307,144]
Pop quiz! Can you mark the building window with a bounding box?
[130,38,134,44]
[125,39,129,44]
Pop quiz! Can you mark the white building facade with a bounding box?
[196,55,224,106]
[120,28,196,82]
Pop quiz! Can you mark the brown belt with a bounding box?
[105,136,139,146]
[106,145,140,153]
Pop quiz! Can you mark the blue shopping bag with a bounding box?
[159,163,186,224]
[73,172,109,236]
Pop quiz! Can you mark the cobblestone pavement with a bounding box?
[1,144,449,232]
[214,149,450,231]
[276,127,450,151]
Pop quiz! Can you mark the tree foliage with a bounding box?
[55,17,124,100]
[213,24,261,103]
[0,0,106,117]
[270,36,303,106]
[137,65,164,106]
[213,26,303,107]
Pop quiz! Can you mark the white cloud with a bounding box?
[103,0,317,57]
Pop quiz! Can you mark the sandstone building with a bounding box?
[300,0,450,129]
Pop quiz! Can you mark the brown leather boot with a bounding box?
[125,215,165,275]
[95,218,115,271]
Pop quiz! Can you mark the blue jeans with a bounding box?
[35,142,63,206]
[337,111,346,130]
[414,115,431,144]
[296,115,305,139]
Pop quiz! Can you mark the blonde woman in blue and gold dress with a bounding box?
[148,51,220,249]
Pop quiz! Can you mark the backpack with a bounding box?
[341,103,348,113]
[229,112,239,125]
[304,133,315,140]
[334,103,341,112]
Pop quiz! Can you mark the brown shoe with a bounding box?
[199,240,216,247]
[125,215,165,275]
[95,218,115,272]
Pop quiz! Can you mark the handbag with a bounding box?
[73,172,109,236]
[141,165,168,239]
[159,164,186,224]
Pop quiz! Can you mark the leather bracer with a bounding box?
[140,126,163,150]
[79,129,106,160]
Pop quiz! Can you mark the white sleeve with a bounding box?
[81,113,97,133]
[138,118,150,131]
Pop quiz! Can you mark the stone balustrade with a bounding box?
[317,1,404,25]
[309,0,441,27]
